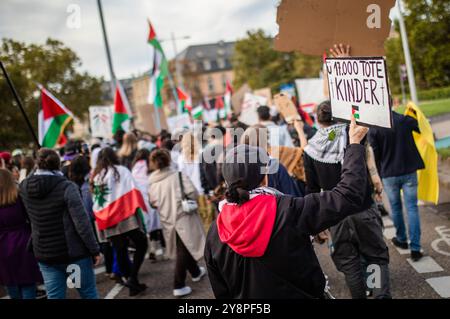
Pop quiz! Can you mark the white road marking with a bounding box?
[431,226,450,257]
[383,227,396,240]
[94,266,106,275]
[1,296,10,299]
[104,283,125,299]
[426,276,450,298]
[395,247,410,255]
[407,256,444,274]
[382,217,394,228]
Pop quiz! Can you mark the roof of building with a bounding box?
[177,41,235,73]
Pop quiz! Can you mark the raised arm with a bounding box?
[293,116,369,235]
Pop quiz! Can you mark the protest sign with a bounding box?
[295,78,326,114]
[273,93,301,124]
[274,0,396,57]
[166,113,192,133]
[89,106,113,138]
[239,93,267,126]
[325,57,392,128]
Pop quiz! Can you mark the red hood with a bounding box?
[217,195,277,257]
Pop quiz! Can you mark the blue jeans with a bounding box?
[383,172,421,252]
[38,257,98,299]
[6,285,36,299]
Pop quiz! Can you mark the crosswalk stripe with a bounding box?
[104,283,124,299]
[426,276,450,298]
[407,256,444,273]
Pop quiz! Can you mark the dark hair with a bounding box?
[150,149,171,170]
[113,129,126,146]
[69,155,91,187]
[37,148,61,171]
[161,139,175,151]
[316,100,336,126]
[132,148,151,171]
[208,126,226,139]
[225,182,250,205]
[257,105,271,121]
[21,156,35,176]
[92,147,120,183]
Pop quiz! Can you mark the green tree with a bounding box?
[232,29,322,92]
[0,38,103,149]
[386,0,450,93]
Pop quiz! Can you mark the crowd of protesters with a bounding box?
[0,45,427,300]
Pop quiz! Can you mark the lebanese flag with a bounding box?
[177,87,192,112]
[112,81,132,134]
[93,165,147,231]
[39,87,74,148]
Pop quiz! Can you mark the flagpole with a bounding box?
[97,0,116,99]
[0,61,41,149]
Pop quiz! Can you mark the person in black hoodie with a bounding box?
[205,116,369,299]
[19,148,101,299]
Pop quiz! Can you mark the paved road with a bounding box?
[1,204,449,299]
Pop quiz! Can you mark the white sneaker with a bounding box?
[192,266,207,282]
[173,286,192,297]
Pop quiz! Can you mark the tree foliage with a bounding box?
[386,0,450,93]
[232,29,322,92]
[0,38,103,149]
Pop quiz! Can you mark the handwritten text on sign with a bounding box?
[326,57,392,128]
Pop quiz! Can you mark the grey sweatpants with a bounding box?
[330,206,391,299]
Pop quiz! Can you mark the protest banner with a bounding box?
[325,57,392,128]
[274,0,396,57]
[239,93,267,126]
[295,78,326,114]
[274,93,301,124]
[166,113,192,133]
[254,88,273,107]
[89,106,113,138]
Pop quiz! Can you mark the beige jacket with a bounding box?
[149,167,206,261]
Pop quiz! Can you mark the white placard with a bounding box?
[89,106,113,139]
[239,93,268,126]
[166,113,192,133]
[325,57,392,128]
[295,78,326,113]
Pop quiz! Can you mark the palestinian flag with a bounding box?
[192,105,203,120]
[352,105,360,120]
[147,20,168,109]
[177,87,192,112]
[38,87,74,148]
[93,165,147,231]
[112,81,132,134]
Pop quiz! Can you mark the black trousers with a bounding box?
[331,206,391,299]
[110,228,148,282]
[100,242,114,274]
[174,232,200,289]
[149,229,166,248]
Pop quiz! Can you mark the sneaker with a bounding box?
[125,279,147,297]
[173,286,192,297]
[411,251,423,262]
[391,237,408,250]
[192,266,207,282]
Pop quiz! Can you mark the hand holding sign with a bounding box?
[349,113,369,145]
[273,93,301,124]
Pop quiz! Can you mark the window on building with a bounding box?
[190,62,197,72]
[207,76,214,93]
[221,74,227,89]
[203,59,211,71]
[217,58,226,69]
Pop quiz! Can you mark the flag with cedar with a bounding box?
[147,20,168,108]
[38,87,74,148]
[112,81,132,134]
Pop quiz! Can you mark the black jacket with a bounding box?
[19,173,100,264]
[205,144,368,299]
[368,112,425,178]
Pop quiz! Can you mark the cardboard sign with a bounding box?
[273,93,301,123]
[325,57,392,128]
[238,93,267,126]
[274,0,396,56]
[89,106,113,139]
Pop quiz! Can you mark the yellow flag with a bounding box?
[404,102,439,204]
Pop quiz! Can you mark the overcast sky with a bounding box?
[0,0,400,81]
[0,0,282,80]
